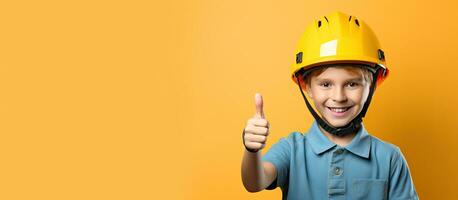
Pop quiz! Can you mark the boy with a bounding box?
[241,12,419,199]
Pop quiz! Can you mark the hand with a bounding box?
[243,93,270,152]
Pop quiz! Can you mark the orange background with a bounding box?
[1,0,457,199]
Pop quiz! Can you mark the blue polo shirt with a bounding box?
[261,121,419,200]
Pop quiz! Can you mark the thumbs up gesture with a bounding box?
[243,93,270,153]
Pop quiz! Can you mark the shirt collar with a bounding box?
[306,121,336,155]
[306,121,371,159]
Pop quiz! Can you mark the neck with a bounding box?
[318,125,357,147]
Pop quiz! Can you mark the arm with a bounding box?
[388,147,419,200]
[241,93,276,192]
[241,150,277,192]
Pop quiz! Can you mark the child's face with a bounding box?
[306,66,371,128]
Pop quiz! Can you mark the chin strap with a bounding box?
[295,66,381,136]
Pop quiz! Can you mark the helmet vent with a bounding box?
[318,20,322,28]
[296,52,303,64]
[355,19,360,26]
[324,16,329,22]
[348,16,352,21]
[378,49,385,61]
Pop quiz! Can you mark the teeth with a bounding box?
[329,107,350,113]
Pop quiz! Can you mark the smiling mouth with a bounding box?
[327,106,352,113]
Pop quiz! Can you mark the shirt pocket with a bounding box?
[351,178,388,200]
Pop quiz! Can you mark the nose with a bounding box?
[331,87,347,102]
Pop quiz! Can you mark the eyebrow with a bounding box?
[315,77,363,82]
[345,78,364,82]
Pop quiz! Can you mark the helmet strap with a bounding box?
[294,66,381,136]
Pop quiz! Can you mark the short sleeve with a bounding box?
[388,147,419,200]
[261,137,291,190]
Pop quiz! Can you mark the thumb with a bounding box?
[255,93,264,118]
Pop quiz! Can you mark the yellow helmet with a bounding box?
[291,11,389,88]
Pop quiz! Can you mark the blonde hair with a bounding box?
[303,65,373,87]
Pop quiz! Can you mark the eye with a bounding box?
[347,82,359,87]
[320,82,331,87]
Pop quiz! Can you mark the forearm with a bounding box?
[241,149,269,192]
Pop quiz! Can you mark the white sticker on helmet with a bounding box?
[320,39,337,57]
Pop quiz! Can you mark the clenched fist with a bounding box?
[243,93,270,153]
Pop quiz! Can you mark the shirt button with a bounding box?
[335,149,344,154]
[334,167,343,175]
